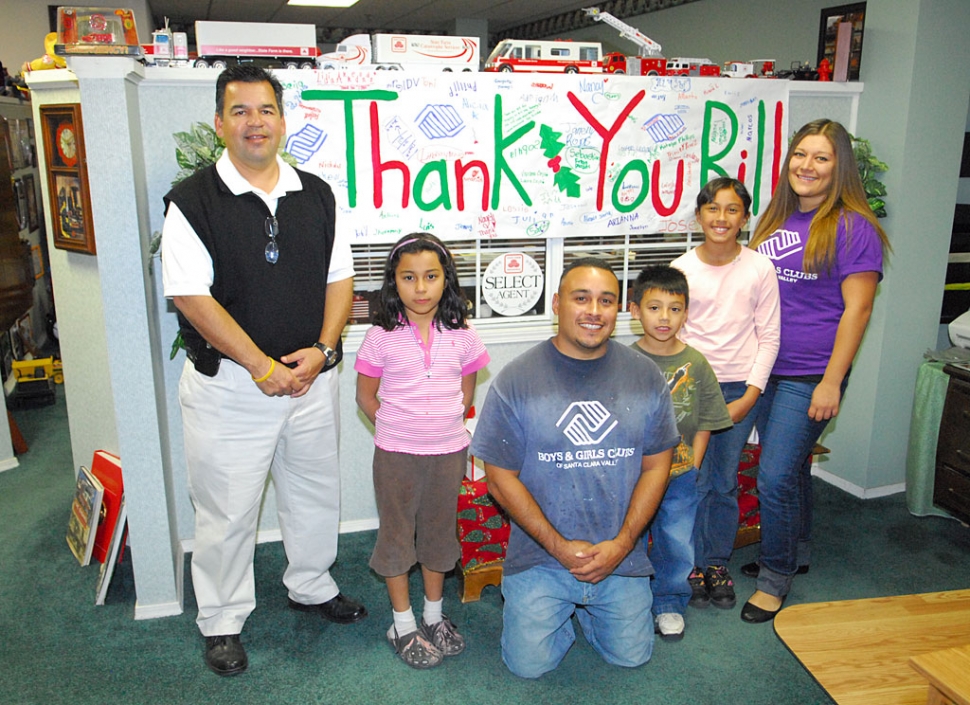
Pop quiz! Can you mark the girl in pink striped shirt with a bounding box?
[355,233,489,670]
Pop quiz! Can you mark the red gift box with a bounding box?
[456,478,509,571]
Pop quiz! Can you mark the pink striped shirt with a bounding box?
[354,321,489,455]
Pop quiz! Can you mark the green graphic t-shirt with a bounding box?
[630,343,732,477]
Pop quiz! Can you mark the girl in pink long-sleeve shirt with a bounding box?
[670,178,780,612]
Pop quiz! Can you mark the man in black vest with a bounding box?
[162,65,365,677]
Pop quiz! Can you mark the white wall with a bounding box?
[26,72,120,476]
[821,0,970,491]
[1,1,152,74]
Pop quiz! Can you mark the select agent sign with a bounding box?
[482,252,544,316]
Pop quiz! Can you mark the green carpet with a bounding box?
[1,387,969,704]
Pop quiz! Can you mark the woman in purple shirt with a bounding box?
[742,119,891,623]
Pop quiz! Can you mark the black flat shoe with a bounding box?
[204,634,247,676]
[288,593,367,624]
[740,598,785,623]
[740,562,809,579]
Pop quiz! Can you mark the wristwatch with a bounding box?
[313,341,338,367]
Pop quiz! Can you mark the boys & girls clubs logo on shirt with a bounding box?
[756,229,819,283]
[536,401,635,470]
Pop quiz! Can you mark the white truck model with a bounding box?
[721,60,777,78]
[193,20,320,69]
[319,33,479,71]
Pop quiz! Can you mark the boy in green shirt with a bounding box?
[630,265,732,641]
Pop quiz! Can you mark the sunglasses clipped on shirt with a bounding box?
[264,216,279,264]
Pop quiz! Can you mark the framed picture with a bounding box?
[15,313,35,358]
[40,103,97,255]
[0,331,12,383]
[31,245,44,280]
[26,119,36,168]
[13,178,28,231]
[24,173,39,231]
[9,324,23,362]
[818,3,866,81]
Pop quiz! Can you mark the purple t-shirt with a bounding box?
[755,209,883,375]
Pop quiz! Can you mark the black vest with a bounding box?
[164,164,337,362]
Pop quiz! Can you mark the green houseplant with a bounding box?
[850,133,889,218]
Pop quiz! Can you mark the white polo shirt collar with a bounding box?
[215,150,303,201]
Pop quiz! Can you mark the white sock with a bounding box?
[423,597,443,626]
[390,607,417,638]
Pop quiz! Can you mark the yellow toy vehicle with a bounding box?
[11,357,57,407]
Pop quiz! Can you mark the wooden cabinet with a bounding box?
[0,111,34,333]
[935,365,970,523]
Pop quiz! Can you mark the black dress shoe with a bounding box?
[740,562,809,579]
[288,593,367,624]
[740,597,785,623]
[204,634,247,676]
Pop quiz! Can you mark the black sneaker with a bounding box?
[705,565,737,609]
[688,567,710,609]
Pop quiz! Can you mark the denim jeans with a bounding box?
[750,377,839,598]
[500,565,654,679]
[648,468,698,615]
[693,381,763,568]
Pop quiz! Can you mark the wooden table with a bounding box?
[910,645,970,705]
[774,589,970,704]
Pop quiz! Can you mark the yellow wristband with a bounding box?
[252,358,275,383]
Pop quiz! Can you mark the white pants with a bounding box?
[179,359,342,636]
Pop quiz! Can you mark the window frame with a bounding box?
[343,229,718,351]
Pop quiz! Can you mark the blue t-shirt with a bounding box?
[470,339,680,577]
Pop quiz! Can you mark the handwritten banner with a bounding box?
[277,70,789,244]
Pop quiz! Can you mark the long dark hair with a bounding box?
[373,233,469,331]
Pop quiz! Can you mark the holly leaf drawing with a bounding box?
[554,166,581,198]
[539,124,566,158]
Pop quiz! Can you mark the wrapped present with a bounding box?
[735,443,762,548]
[738,442,761,473]
[457,478,509,571]
[738,443,761,530]
[456,478,509,602]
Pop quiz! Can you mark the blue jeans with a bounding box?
[693,381,763,568]
[750,377,839,598]
[648,468,698,615]
[500,565,654,679]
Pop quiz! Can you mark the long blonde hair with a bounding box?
[749,119,890,272]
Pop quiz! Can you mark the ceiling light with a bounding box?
[288,0,359,6]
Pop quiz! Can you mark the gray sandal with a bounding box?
[422,616,466,657]
[387,626,443,669]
